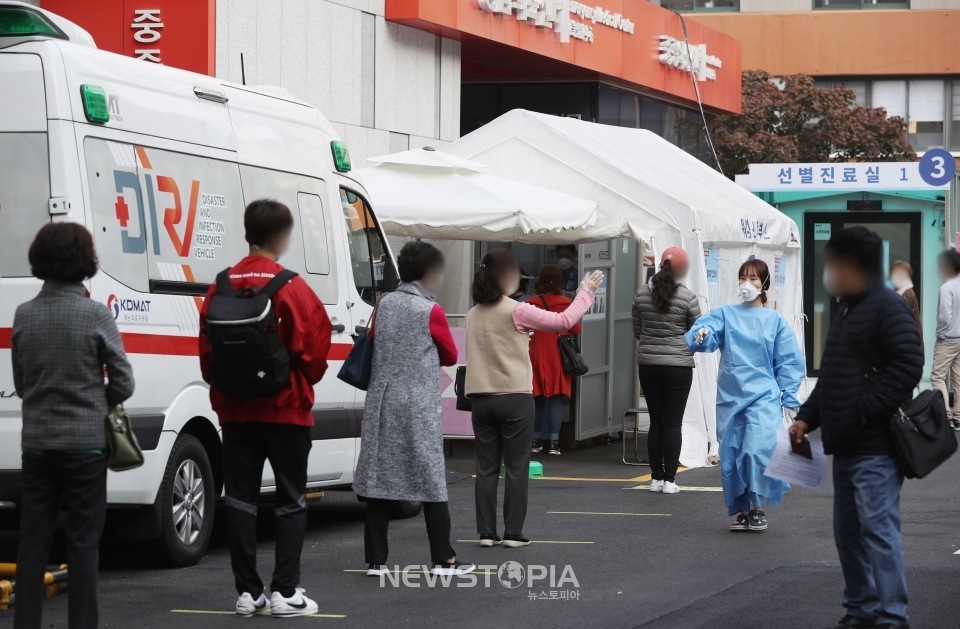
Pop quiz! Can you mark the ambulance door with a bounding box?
[337,186,398,424]
[0,52,50,468]
[238,165,350,484]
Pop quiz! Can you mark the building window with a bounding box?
[657,0,739,12]
[598,87,639,128]
[872,80,907,119]
[951,81,960,151]
[813,0,908,8]
[908,80,945,151]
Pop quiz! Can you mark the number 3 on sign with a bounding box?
[918,148,957,187]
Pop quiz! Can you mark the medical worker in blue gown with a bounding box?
[685,259,804,533]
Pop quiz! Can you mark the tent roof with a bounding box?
[443,110,799,248]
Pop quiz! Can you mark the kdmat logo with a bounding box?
[108,294,152,322]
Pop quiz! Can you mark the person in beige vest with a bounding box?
[465,248,602,547]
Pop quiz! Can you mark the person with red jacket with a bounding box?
[529,265,582,456]
[199,199,331,618]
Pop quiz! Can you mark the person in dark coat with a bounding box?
[790,227,923,629]
[889,260,922,354]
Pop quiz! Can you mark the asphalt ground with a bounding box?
[2,437,959,629]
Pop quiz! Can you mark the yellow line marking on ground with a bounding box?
[547,511,671,516]
[626,485,724,492]
[455,540,594,544]
[343,569,496,575]
[171,610,345,619]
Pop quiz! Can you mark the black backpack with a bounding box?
[204,267,298,399]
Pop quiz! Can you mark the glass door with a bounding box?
[803,212,921,375]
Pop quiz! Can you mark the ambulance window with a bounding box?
[297,192,330,275]
[339,188,397,305]
[0,54,49,277]
[0,134,49,277]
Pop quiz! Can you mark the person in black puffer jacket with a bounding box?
[791,227,923,629]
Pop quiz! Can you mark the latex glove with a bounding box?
[694,328,709,345]
[580,270,604,294]
[783,407,798,424]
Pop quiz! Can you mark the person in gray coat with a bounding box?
[632,247,700,494]
[13,223,134,629]
[353,242,475,578]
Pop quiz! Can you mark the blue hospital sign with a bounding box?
[749,162,951,192]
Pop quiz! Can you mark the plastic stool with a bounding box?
[622,407,650,466]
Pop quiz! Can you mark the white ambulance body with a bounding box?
[0,2,397,566]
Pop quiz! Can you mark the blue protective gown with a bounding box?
[684,305,805,515]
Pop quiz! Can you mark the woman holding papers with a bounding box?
[685,259,804,532]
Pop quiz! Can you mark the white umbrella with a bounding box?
[366,146,486,172]
[357,161,598,243]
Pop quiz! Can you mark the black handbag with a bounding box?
[842,318,956,479]
[539,296,589,377]
[454,365,471,412]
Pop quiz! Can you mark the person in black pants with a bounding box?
[631,247,701,493]
[12,223,134,629]
[199,200,332,617]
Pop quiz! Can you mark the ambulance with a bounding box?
[0,1,402,567]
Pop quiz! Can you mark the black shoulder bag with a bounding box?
[841,316,955,479]
[539,296,589,377]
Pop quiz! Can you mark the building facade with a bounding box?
[668,0,960,156]
[35,0,743,166]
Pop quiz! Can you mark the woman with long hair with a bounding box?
[530,266,582,456]
[685,259,805,532]
[466,248,602,547]
[631,247,701,494]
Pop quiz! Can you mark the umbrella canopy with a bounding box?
[357,162,598,243]
[366,146,487,172]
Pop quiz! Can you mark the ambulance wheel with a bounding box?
[153,434,215,567]
[390,500,423,519]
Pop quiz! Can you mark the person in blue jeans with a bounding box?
[790,227,923,629]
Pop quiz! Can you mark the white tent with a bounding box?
[358,150,599,242]
[437,110,804,467]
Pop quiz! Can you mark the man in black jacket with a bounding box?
[790,227,923,629]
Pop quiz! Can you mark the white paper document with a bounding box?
[763,428,828,491]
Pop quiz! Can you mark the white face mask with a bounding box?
[823,267,840,296]
[675,275,688,286]
[505,280,520,295]
[890,273,911,290]
[557,258,574,271]
[739,282,762,303]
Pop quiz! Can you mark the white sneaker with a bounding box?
[236,592,270,617]
[663,481,680,494]
[270,588,318,617]
[649,480,664,493]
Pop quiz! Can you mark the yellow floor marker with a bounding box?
[455,539,594,544]
[547,511,671,516]
[626,485,724,492]
[172,610,345,619]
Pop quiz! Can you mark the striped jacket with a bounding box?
[12,281,135,450]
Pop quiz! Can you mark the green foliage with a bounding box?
[712,70,917,177]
